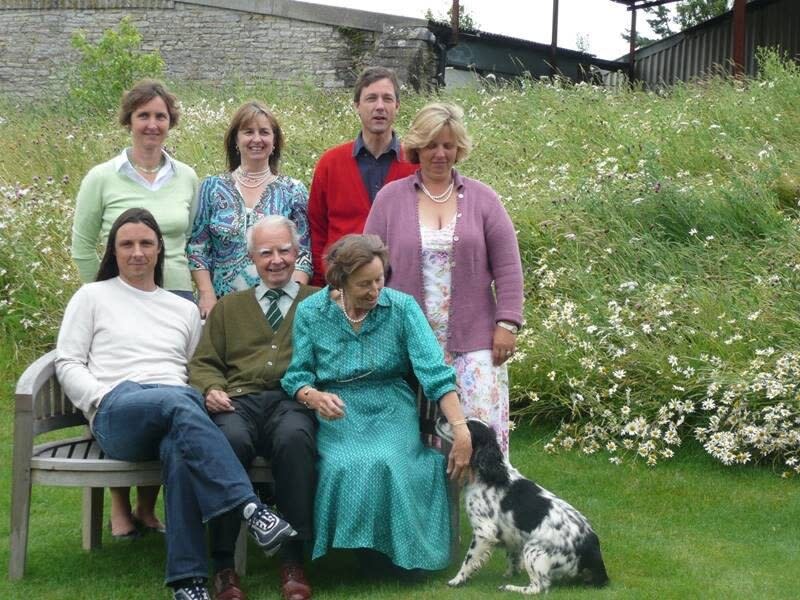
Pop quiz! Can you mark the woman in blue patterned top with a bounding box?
[282,234,472,571]
[188,101,312,317]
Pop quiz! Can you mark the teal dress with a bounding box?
[282,286,457,570]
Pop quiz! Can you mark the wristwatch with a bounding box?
[497,321,519,334]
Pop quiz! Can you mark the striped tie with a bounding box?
[265,288,284,331]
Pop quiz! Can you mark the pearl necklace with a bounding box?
[234,166,277,188]
[420,179,454,204]
[338,291,369,324]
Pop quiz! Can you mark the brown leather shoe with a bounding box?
[212,568,246,600]
[280,563,312,600]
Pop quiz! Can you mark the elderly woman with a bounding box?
[188,100,311,317]
[281,234,472,571]
[364,102,523,455]
[71,79,199,539]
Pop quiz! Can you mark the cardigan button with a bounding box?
[235,388,242,393]
[457,212,462,218]
[453,236,459,242]
[271,344,278,349]
[458,193,464,199]
[267,361,273,366]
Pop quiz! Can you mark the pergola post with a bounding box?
[732,0,746,77]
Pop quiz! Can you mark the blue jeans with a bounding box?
[92,381,258,584]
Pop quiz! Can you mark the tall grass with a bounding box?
[1,51,799,474]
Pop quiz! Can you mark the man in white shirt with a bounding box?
[55,208,296,600]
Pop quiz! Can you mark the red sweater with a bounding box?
[308,140,417,286]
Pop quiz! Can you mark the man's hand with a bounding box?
[205,389,234,413]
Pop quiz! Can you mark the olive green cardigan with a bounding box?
[188,284,319,397]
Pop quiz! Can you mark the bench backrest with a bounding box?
[15,350,88,437]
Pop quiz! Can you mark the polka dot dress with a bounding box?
[282,287,457,570]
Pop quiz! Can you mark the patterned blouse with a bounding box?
[187,173,312,297]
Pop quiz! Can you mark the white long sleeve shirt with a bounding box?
[55,277,202,425]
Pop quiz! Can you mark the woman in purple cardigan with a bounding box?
[364,102,523,454]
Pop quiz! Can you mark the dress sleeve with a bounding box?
[289,179,313,277]
[187,176,215,271]
[281,302,319,398]
[71,169,104,284]
[402,295,456,403]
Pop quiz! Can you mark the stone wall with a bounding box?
[0,0,438,100]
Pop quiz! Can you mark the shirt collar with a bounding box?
[255,279,300,301]
[352,131,400,158]
[113,147,176,173]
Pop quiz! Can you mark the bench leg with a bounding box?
[82,487,104,550]
[9,469,32,580]
[234,522,248,576]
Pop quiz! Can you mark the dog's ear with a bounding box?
[470,422,509,487]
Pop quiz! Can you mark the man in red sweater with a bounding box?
[308,66,416,286]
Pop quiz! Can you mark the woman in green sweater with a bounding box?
[70,79,199,540]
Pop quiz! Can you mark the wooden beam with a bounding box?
[629,6,637,82]
[451,0,460,45]
[732,0,746,77]
[551,0,559,76]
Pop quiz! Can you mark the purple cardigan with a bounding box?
[365,169,523,353]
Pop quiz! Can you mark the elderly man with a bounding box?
[55,208,296,600]
[307,66,416,285]
[189,215,318,600]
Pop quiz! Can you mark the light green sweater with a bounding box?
[71,156,199,290]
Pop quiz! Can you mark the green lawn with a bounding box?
[2,415,797,599]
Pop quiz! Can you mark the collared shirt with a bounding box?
[254,279,300,318]
[113,148,177,191]
[352,131,401,203]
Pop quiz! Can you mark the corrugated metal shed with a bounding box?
[609,0,799,87]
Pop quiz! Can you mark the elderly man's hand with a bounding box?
[205,389,234,413]
[447,425,473,482]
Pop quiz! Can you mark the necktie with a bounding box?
[265,288,284,331]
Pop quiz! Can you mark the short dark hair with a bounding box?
[224,100,284,173]
[118,79,180,129]
[353,66,400,104]
[96,208,165,287]
[324,234,389,289]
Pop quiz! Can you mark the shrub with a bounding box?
[68,17,165,114]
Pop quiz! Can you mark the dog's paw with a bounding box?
[448,576,466,587]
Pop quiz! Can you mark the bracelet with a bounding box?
[300,387,314,408]
[451,418,469,426]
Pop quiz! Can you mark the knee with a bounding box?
[272,426,315,457]
[222,428,255,464]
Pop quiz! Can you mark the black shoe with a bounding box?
[242,502,297,557]
[172,577,210,600]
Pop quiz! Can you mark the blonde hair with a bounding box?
[403,102,472,164]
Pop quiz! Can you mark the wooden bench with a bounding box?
[9,350,459,580]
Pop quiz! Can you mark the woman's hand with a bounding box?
[303,388,345,420]
[447,424,472,482]
[491,325,517,366]
[197,290,217,319]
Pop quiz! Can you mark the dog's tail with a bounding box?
[577,532,609,587]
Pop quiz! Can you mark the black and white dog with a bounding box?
[436,418,609,595]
